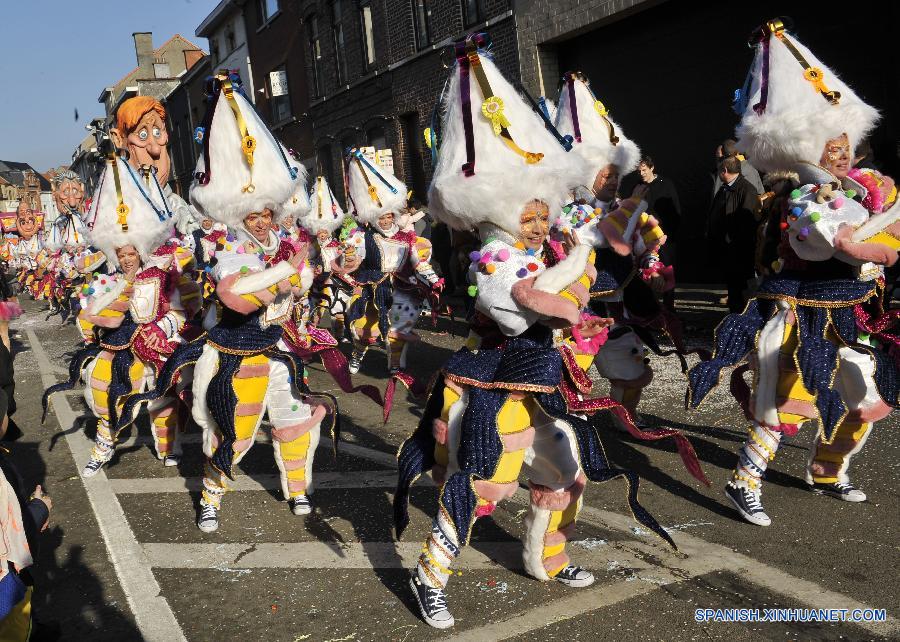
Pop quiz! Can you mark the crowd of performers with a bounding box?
[32,20,899,630]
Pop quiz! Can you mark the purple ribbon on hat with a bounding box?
[457,41,476,177]
[752,36,770,115]
[565,73,582,143]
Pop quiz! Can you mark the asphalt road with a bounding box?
[8,288,899,641]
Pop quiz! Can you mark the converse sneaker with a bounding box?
[409,574,454,629]
[554,565,595,588]
[348,352,364,374]
[197,501,220,533]
[289,494,312,515]
[163,454,181,467]
[809,481,867,503]
[725,483,771,526]
[82,449,113,478]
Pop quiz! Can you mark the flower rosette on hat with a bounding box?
[190,72,300,228]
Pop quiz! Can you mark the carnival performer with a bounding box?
[340,150,444,378]
[303,175,347,330]
[109,96,199,236]
[116,72,326,533]
[688,19,899,526]
[10,201,44,295]
[395,34,679,629]
[42,171,89,318]
[41,153,201,477]
[550,71,700,427]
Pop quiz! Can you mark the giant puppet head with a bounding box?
[52,170,85,216]
[110,96,171,186]
[15,200,39,241]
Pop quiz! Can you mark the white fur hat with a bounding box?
[190,75,300,227]
[85,157,174,268]
[428,43,581,234]
[278,151,312,222]
[554,72,641,188]
[735,19,879,173]
[346,148,408,226]
[299,175,345,235]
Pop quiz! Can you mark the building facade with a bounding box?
[0,161,51,214]
[164,55,212,197]
[296,0,516,205]
[196,0,256,102]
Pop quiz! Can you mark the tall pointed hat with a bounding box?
[554,71,641,189]
[190,71,301,226]
[734,18,879,174]
[345,148,407,227]
[428,33,582,235]
[299,175,345,235]
[277,146,312,223]
[85,155,175,268]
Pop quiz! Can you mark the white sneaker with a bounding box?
[725,483,771,526]
[163,454,181,467]
[82,449,113,478]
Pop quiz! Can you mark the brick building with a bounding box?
[164,55,212,197]
[240,0,316,167]
[296,0,516,205]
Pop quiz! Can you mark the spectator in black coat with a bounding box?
[707,155,762,313]
[637,156,681,311]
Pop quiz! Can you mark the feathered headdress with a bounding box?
[85,156,174,268]
[190,72,301,227]
[734,18,879,173]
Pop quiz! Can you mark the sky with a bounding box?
[0,0,219,171]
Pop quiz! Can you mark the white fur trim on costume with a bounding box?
[735,27,879,173]
[86,157,175,269]
[753,303,790,426]
[534,244,590,294]
[232,260,298,294]
[428,50,583,235]
[523,505,552,581]
[190,87,299,227]
[554,74,641,189]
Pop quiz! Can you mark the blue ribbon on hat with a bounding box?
[349,148,398,194]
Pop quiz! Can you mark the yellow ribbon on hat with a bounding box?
[317,176,324,219]
[592,97,619,145]
[221,76,257,193]
[768,19,841,105]
[353,156,382,207]
[466,42,543,165]
[108,154,130,231]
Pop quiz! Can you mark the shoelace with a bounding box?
[833,482,856,493]
[426,588,448,611]
[742,489,764,512]
[200,504,218,520]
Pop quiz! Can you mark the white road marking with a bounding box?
[27,319,898,639]
[110,470,431,494]
[26,326,187,642]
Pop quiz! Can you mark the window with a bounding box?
[209,37,220,65]
[307,15,324,97]
[258,0,279,23]
[412,0,430,50]
[225,24,236,52]
[461,0,483,27]
[268,65,291,124]
[332,1,348,85]
[359,1,375,69]
[367,126,386,150]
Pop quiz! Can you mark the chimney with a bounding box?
[133,32,154,78]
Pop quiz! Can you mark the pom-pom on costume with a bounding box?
[42,155,201,477]
[395,34,681,630]
[689,19,898,525]
[341,149,443,378]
